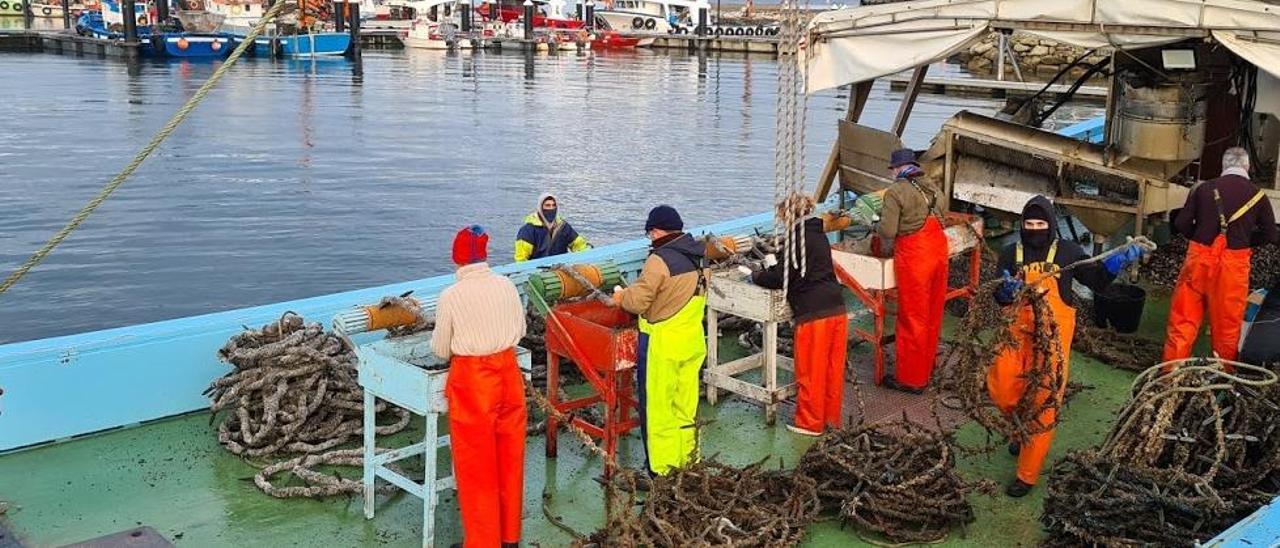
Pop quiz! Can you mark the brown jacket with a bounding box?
[877,177,938,240]
[618,233,706,323]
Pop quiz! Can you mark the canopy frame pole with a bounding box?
[997,31,1005,81]
[815,79,875,201]
[892,65,928,137]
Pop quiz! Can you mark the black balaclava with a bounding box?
[1020,195,1057,250]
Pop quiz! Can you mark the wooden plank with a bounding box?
[815,80,874,202]
[891,65,928,137]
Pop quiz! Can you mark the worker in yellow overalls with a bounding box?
[614,205,707,476]
[988,195,1143,497]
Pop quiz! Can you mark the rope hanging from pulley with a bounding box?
[772,0,811,296]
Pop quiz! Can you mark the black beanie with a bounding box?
[645,205,683,232]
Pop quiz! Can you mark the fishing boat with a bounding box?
[0,0,23,16]
[395,0,469,50]
[77,0,234,58]
[207,0,351,57]
[9,0,1280,546]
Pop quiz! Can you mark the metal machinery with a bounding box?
[334,298,531,548]
[808,2,1280,247]
[829,213,984,385]
[525,263,641,476]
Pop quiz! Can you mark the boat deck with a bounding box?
[0,292,1180,546]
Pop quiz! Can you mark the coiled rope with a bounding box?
[0,0,289,298]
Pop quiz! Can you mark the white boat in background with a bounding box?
[395,0,469,49]
[593,0,706,42]
[204,0,264,34]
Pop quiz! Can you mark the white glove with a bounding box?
[736,265,753,277]
[763,254,778,268]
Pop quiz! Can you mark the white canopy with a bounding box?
[804,0,1280,92]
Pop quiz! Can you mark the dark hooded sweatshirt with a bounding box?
[752,217,847,323]
[994,195,1113,307]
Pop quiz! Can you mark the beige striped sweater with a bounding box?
[430,263,527,360]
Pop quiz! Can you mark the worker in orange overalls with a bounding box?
[988,196,1144,497]
[431,225,528,548]
[876,148,948,393]
[750,193,848,436]
[1164,147,1278,364]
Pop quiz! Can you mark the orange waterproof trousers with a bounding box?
[1163,236,1251,363]
[892,216,950,389]
[793,314,849,432]
[986,278,1075,485]
[446,348,527,547]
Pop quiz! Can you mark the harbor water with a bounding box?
[0,50,1095,343]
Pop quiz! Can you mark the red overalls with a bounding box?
[446,348,527,547]
[793,313,849,432]
[892,196,949,389]
[1163,189,1264,364]
[987,241,1074,485]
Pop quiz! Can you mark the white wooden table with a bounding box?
[703,270,795,424]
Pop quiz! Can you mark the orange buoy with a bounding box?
[176,38,189,50]
[704,236,739,261]
[211,40,221,51]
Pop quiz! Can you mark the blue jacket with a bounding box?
[514,212,590,262]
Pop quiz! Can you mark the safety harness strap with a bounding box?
[1215,188,1264,233]
[1015,239,1058,268]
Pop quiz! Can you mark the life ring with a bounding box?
[674,25,686,35]
[643,17,655,30]
[712,26,721,36]
[754,25,764,35]
[0,2,11,11]
[41,6,52,15]
[630,16,643,29]
[766,27,778,36]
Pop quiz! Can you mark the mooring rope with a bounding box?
[0,0,289,299]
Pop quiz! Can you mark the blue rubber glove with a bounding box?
[1103,244,1146,275]
[995,270,1023,305]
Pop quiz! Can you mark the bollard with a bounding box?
[696,6,707,37]
[522,0,533,41]
[156,0,168,24]
[461,0,471,32]
[335,0,345,32]
[61,0,70,29]
[348,1,361,59]
[122,0,138,43]
[585,1,595,30]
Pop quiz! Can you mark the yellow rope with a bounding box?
[0,0,291,298]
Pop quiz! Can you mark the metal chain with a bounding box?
[0,0,289,299]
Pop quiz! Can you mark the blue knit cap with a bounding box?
[645,205,683,232]
[889,148,919,168]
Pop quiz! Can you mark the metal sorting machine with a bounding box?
[333,299,531,548]
[525,263,641,477]
[831,213,984,385]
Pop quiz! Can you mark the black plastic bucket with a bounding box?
[1094,283,1147,334]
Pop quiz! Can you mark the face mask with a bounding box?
[1022,227,1051,248]
[542,207,557,224]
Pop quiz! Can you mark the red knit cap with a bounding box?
[452,225,489,266]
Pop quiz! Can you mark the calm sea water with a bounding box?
[0,49,1097,343]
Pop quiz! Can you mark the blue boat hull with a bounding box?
[274,32,351,57]
[150,33,234,59]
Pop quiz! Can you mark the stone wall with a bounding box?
[954,32,1111,79]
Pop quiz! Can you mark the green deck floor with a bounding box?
[0,290,1192,547]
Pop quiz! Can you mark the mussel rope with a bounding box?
[0,0,289,298]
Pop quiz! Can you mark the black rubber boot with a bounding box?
[1008,442,1021,456]
[881,377,925,395]
[1006,479,1033,498]
[502,543,520,548]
